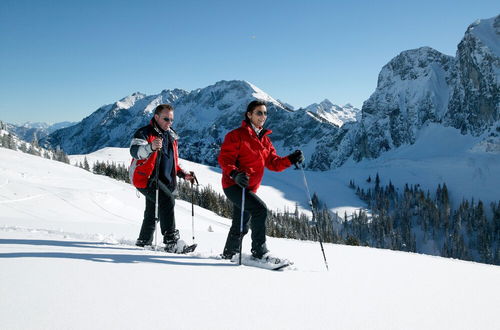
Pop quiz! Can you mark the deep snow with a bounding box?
[1,147,500,330]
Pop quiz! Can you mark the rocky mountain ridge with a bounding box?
[40,15,499,170]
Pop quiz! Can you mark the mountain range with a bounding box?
[6,121,77,142]
[29,14,499,170]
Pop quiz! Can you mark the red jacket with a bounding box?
[218,121,291,193]
[129,121,184,189]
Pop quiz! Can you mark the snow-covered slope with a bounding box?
[331,123,500,209]
[70,121,500,218]
[1,148,499,330]
[0,124,62,160]
[69,147,364,217]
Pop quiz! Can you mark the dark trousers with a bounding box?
[223,185,269,255]
[137,181,177,243]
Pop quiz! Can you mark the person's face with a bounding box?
[155,110,174,131]
[247,105,267,128]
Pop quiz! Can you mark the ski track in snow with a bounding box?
[89,197,137,224]
[0,193,47,204]
[0,178,9,188]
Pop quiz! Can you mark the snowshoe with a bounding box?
[135,239,153,247]
[251,252,292,268]
[226,252,294,271]
[164,239,197,254]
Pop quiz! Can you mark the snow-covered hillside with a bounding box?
[1,148,499,330]
[69,147,365,217]
[70,120,500,216]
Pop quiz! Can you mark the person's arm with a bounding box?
[130,129,154,160]
[265,140,292,172]
[218,131,241,177]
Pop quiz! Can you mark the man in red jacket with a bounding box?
[129,104,196,253]
[218,100,304,260]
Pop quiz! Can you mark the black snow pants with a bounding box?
[137,180,178,244]
[223,184,269,257]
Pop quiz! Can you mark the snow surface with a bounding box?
[2,147,499,330]
[70,147,365,218]
[334,123,500,209]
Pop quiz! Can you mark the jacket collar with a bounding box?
[150,119,179,140]
[240,120,272,138]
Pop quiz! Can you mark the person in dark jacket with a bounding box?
[129,104,195,253]
[218,100,304,260]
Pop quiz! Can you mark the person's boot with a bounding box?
[136,220,155,247]
[251,242,269,259]
[135,238,153,247]
[222,233,240,259]
[163,230,196,254]
[164,239,187,253]
[163,229,180,252]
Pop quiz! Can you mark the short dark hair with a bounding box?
[246,100,266,114]
[154,104,174,115]
[244,100,266,123]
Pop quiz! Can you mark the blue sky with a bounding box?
[0,0,498,124]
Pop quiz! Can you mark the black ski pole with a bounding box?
[297,163,329,271]
[190,171,199,244]
[239,187,246,265]
[152,125,163,251]
[153,147,161,251]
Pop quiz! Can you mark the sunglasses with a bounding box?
[162,117,174,123]
[253,110,268,116]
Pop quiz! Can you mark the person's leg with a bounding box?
[247,193,269,258]
[222,201,250,258]
[222,185,269,258]
[157,181,176,241]
[136,187,156,246]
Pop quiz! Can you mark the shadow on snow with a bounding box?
[0,238,234,268]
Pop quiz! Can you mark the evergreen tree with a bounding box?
[83,157,90,171]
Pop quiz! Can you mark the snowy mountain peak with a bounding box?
[116,92,147,109]
[466,15,500,57]
[244,81,282,107]
[160,88,189,99]
[378,47,454,89]
[305,99,361,127]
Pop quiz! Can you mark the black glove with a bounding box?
[188,171,199,185]
[287,150,304,165]
[230,170,249,188]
